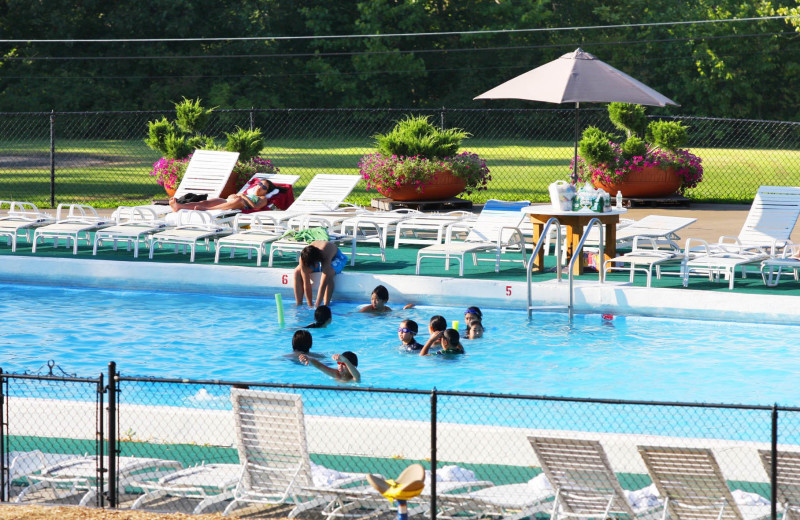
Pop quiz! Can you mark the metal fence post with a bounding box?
[771,404,778,520]
[440,107,445,130]
[49,110,55,208]
[250,107,255,131]
[107,361,117,508]
[430,387,437,520]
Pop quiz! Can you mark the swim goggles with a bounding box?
[397,327,415,334]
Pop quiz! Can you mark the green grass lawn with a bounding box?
[1,137,798,208]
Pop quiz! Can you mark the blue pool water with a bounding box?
[1,281,798,407]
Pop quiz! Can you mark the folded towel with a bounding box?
[625,484,662,510]
[281,227,330,243]
[310,462,351,487]
[527,473,553,492]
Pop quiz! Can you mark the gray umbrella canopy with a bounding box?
[474,48,679,181]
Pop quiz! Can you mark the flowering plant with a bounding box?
[573,144,703,193]
[232,156,280,191]
[574,103,703,194]
[149,156,190,190]
[358,115,491,197]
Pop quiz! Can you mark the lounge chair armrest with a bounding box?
[685,237,711,256]
[497,225,524,245]
[632,236,659,251]
[444,221,473,243]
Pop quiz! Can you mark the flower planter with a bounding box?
[593,166,681,198]
[164,186,176,197]
[378,171,467,201]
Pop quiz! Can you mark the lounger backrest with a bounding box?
[615,215,697,241]
[529,436,635,519]
[759,449,800,516]
[174,150,240,200]
[737,186,800,245]
[638,445,743,520]
[289,174,361,212]
[466,199,529,243]
[230,388,314,501]
[236,173,302,194]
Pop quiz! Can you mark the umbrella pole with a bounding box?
[572,102,580,185]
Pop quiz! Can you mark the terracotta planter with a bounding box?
[164,186,176,197]
[378,171,467,201]
[593,166,681,198]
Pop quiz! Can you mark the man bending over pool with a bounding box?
[293,240,347,307]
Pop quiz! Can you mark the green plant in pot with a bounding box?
[358,115,491,200]
[145,98,275,192]
[573,103,703,197]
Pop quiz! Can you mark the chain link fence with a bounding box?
[0,108,798,208]
[3,365,800,518]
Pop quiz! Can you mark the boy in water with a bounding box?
[464,306,483,339]
[293,240,347,307]
[398,319,424,351]
[359,285,391,313]
[420,329,465,356]
[299,351,361,382]
[304,305,332,328]
[418,315,447,354]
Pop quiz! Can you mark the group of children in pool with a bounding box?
[290,285,484,383]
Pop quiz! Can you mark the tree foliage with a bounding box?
[0,0,798,120]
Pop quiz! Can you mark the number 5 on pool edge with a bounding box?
[282,274,289,285]
[505,285,512,296]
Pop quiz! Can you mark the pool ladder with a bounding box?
[526,217,605,320]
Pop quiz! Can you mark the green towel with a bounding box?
[280,227,330,243]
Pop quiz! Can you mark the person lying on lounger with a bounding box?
[169,180,284,212]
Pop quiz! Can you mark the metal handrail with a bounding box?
[568,218,605,319]
[526,217,562,319]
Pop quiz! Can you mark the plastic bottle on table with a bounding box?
[615,191,623,210]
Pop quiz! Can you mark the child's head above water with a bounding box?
[465,306,482,324]
[429,315,447,333]
[340,351,358,367]
[398,319,418,344]
[370,285,389,309]
[314,305,332,325]
[441,329,462,351]
[292,330,312,353]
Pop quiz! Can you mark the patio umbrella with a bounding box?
[474,48,679,182]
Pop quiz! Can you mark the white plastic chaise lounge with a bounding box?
[235,174,361,231]
[338,209,421,263]
[131,462,243,514]
[603,237,683,287]
[148,209,232,262]
[638,445,771,520]
[758,449,800,520]
[0,201,54,252]
[415,199,530,276]
[92,206,167,258]
[614,215,697,250]
[394,210,478,249]
[760,245,800,287]
[31,204,114,255]
[530,436,661,520]
[214,213,284,266]
[224,388,372,517]
[15,455,182,506]
[3,450,73,500]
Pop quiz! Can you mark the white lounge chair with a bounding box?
[148,210,232,262]
[615,215,698,249]
[31,204,113,255]
[0,201,54,252]
[415,199,530,276]
[339,209,421,263]
[758,449,800,520]
[214,213,284,266]
[173,149,240,201]
[681,239,770,290]
[760,244,800,287]
[394,210,477,248]
[225,388,372,517]
[3,450,73,500]
[235,174,362,231]
[604,237,683,287]
[15,455,182,506]
[530,436,655,520]
[92,206,166,258]
[131,462,242,514]
[431,472,553,520]
[638,445,770,520]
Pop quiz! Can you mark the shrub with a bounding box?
[608,102,647,138]
[647,120,688,150]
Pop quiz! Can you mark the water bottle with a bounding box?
[615,191,623,210]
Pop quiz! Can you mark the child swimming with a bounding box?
[398,319,424,352]
[299,351,361,382]
[360,285,391,313]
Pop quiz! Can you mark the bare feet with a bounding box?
[169,198,178,212]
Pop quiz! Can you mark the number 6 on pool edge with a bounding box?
[505,285,512,296]
[282,274,288,285]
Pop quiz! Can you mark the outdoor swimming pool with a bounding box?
[2,281,798,407]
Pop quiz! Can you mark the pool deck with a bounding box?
[3,203,800,324]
